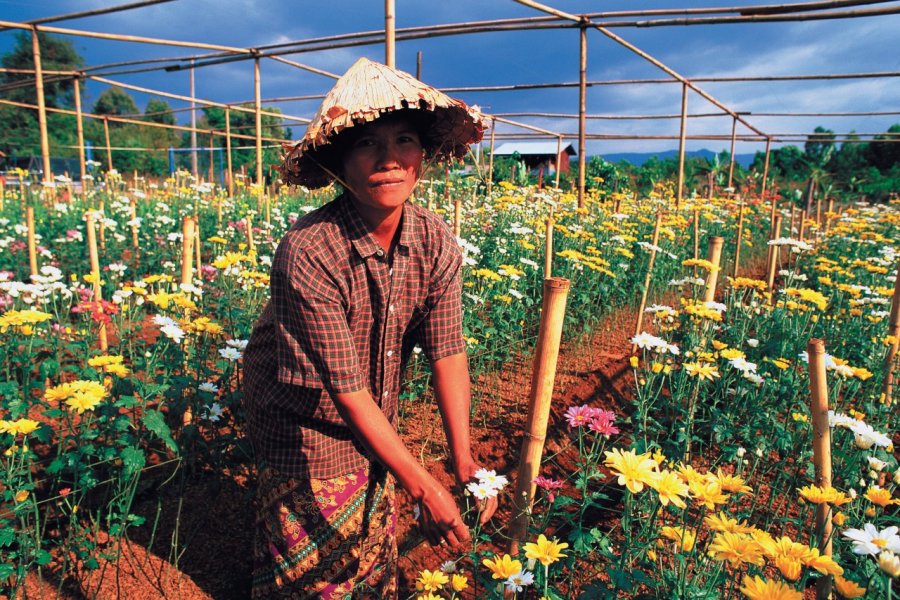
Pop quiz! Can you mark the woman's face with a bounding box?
[340,116,424,214]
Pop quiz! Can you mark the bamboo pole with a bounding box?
[246,215,255,259]
[815,196,823,234]
[225,106,234,198]
[732,195,746,278]
[453,197,462,238]
[799,209,808,242]
[190,60,198,177]
[254,57,264,190]
[825,198,834,234]
[85,213,107,351]
[881,260,900,404]
[181,216,195,286]
[544,213,554,278]
[208,133,214,183]
[98,199,106,250]
[384,0,396,68]
[26,206,38,278]
[554,136,562,189]
[103,116,113,171]
[30,26,53,186]
[703,236,724,303]
[807,338,832,600]
[194,219,202,284]
[486,119,496,196]
[760,137,771,199]
[632,212,663,351]
[676,82,688,210]
[73,77,86,186]
[508,277,570,554]
[130,197,139,265]
[577,23,587,209]
[692,208,700,262]
[766,215,783,292]
[416,50,422,80]
[727,115,737,189]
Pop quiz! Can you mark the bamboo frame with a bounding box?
[26,206,38,278]
[732,195,746,279]
[577,23,587,208]
[190,60,198,176]
[85,213,108,351]
[675,82,688,210]
[385,0,396,68]
[508,277,570,554]
[544,213,554,278]
[73,78,86,185]
[766,214,783,292]
[225,106,234,197]
[254,57,263,189]
[703,236,724,303]
[807,338,832,600]
[760,137,771,199]
[727,115,737,189]
[486,118,496,196]
[103,116,113,171]
[882,259,900,404]
[31,26,52,184]
[180,216,195,286]
[632,212,663,352]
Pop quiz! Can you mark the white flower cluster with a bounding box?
[466,468,508,500]
[828,411,892,449]
[630,332,680,355]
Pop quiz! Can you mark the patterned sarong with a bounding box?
[251,464,398,599]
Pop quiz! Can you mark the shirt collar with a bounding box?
[340,194,423,259]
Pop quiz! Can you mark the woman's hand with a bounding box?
[418,479,470,549]
[454,460,499,525]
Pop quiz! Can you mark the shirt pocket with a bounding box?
[407,303,431,331]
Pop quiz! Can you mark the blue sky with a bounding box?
[2,0,899,157]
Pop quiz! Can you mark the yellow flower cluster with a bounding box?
[44,380,107,414]
[87,355,130,377]
[182,317,224,335]
[0,418,40,436]
[0,309,53,333]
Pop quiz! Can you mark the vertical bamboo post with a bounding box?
[760,137,771,200]
[85,213,107,351]
[554,136,562,190]
[26,206,38,278]
[544,212,554,279]
[815,196,823,235]
[799,209,808,242]
[190,60,198,176]
[486,119,496,197]
[98,199,106,250]
[384,0,396,68]
[703,236,724,303]
[246,215,255,259]
[31,26,53,185]
[789,205,797,237]
[577,23,587,209]
[208,134,215,183]
[103,116,113,172]
[453,197,462,239]
[181,216,195,287]
[194,220,202,283]
[632,212,663,352]
[130,197,139,265]
[732,195,746,279]
[225,106,234,198]
[769,194,779,234]
[675,82,688,211]
[254,57,264,190]
[766,215,783,292]
[416,50,422,80]
[881,259,900,404]
[727,116,737,190]
[825,198,834,235]
[73,77,87,187]
[692,208,700,263]
[807,338,833,600]
[508,277,571,554]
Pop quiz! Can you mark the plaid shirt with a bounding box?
[243,194,465,478]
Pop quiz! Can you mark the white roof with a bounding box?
[492,142,576,156]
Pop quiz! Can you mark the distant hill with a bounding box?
[596,149,756,168]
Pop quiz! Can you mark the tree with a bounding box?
[868,124,900,172]
[804,126,836,167]
[93,87,139,120]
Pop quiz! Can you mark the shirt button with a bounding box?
[387,350,394,357]
[375,249,384,258]
[389,304,395,313]
[382,390,388,399]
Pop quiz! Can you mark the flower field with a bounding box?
[0,169,897,599]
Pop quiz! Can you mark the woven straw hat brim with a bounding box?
[279,57,485,188]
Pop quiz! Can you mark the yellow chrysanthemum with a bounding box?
[45,380,107,414]
[833,575,866,599]
[675,463,707,486]
[416,569,448,592]
[689,479,730,510]
[603,448,658,494]
[707,532,766,567]
[713,469,752,494]
[450,574,468,592]
[523,534,569,567]
[739,575,802,599]
[803,547,843,576]
[0,309,53,333]
[704,512,753,534]
[864,487,896,507]
[482,554,521,580]
[683,362,720,381]
[658,526,695,553]
[648,470,689,508]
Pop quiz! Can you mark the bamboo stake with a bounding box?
[727,115,737,189]
[544,213,554,278]
[254,57,264,190]
[766,215,783,292]
[632,212,663,352]
[815,196,823,234]
[98,199,105,250]
[103,116,113,171]
[73,77,86,187]
[85,213,107,351]
[453,197,461,239]
[692,207,700,263]
[31,26,52,185]
[881,259,900,404]
[190,60,198,177]
[130,197,139,266]
[180,216,195,287]
[703,236,724,303]
[807,338,832,600]
[577,23,587,209]
[508,277,570,554]
[825,198,834,235]
[675,82,688,210]
[732,195,746,279]
[246,215,255,259]
[194,219,202,284]
[760,136,771,199]
[554,136,562,190]
[799,209,808,242]
[26,206,38,278]
[384,0,396,68]
[416,50,422,80]
[225,106,234,198]
[486,119,496,197]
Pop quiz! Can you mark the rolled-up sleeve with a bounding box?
[272,241,368,396]
[419,241,466,362]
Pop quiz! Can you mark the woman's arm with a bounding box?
[331,388,471,548]
[431,351,499,524]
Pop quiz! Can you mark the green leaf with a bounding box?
[121,447,145,478]
[34,550,52,566]
[141,410,178,453]
[0,527,15,547]
[0,563,14,579]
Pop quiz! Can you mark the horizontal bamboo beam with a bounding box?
[0,0,175,29]
[493,109,900,120]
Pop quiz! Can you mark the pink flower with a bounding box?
[589,410,620,437]
[564,405,598,428]
[533,476,564,503]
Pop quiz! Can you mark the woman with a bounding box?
[243,57,497,598]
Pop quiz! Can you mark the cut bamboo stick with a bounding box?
[453,197,461,238]
[85,213,107,351]
[633,212,663,351]
[544,213,554,278]
[508,277,570,554]
[181,216,195,286]
[703,236,724,303]
[882,259,900,404]
[577,24,587,209]
[766,214,783,292]
[675,82,688,210]
[26,206,38,278]
[486,120,496,196]
[31,26,52,185]
[807,338,832,600]
[130,197,139,266]
[732,195,746,279]
[246,215,255,260]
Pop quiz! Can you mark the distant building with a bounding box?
[492,141,576,175]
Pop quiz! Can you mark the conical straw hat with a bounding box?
[280,57,486,188]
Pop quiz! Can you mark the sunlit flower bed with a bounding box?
[0,169,896,598]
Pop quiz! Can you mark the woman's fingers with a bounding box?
[479,496,499,524]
